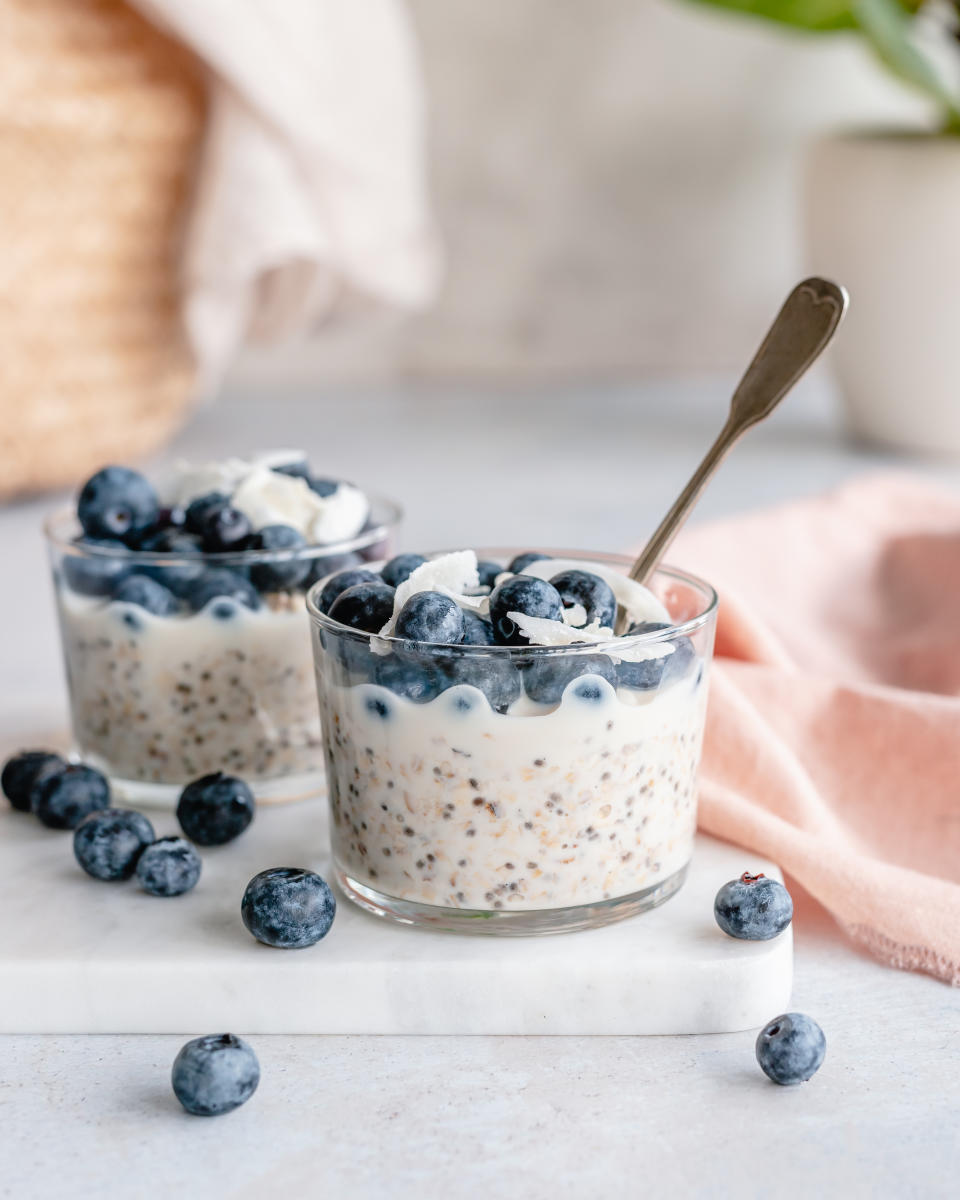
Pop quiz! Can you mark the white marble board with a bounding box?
[1,803,792,1035]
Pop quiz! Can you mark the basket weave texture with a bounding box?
[0,0,207,499]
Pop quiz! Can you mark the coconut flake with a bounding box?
[380,550,480,636]
[561,603,588,628]
[507,613,615,647]
[517,556,670,627]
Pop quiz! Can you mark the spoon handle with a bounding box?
[627,277,848,588]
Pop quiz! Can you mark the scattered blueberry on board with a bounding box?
[73,808,156,881]
[756,1013,826,1085]
[171,1034,260,1117]
[136,837,202,897]
[33,764,110,830]
[1,750,66,813]
[176,772,255,846]
[77,466,159,544]
[241,868,336,949]
[714,872,794,941]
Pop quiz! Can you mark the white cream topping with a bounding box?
[164,453,369,545]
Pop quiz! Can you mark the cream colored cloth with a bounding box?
[131,0,441,385]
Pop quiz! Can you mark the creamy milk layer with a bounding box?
[317,659,708,911]
[58,591,320,784]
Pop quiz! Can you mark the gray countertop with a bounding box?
[2,377,958,1198]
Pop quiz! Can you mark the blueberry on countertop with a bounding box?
[241,868,336,948]
[395,591,465,645]
[714,872,793,941]
[460,611,496,645]
[523,652,617,705]
[136,837,202,897]
[317,568,379,614]
[112,574,180,616]
[62,537,131,597]
[549,569,617,629]
[488,576,563,645]
[73,808,155,880]
[249,524,309,592]
[185,569,260,613]
[508,552,551,574]
[176,772,255,846]
[756,1013,826,1085]
[476,559,504,590]
[77,466,159,543]
[184,492,229,536]
[328,581,396,633]
[171,1034,260,1117]
[374,654,442,703]
[2,750,66,813]
[198,504,253,554]
[33,764,110,830]
[380,553,427,588]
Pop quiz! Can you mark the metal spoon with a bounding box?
[618,276,848,627]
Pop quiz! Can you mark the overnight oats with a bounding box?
[308,549,717,933]
[45,453,400,806]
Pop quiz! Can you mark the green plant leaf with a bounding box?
[681,0,858,32]
[853,0,960,126]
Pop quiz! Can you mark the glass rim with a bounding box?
[306,548,718,657]
[42,493,403,569]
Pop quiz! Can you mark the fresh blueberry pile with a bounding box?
[318,550,697,711]
[63,460,374,617]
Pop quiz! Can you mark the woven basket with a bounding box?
[0,0,207,500]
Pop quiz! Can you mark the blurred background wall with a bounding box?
[227,0,928,390]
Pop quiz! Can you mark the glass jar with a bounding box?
[45,496,401,807]
[308,550,717,934]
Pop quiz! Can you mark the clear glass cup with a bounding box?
[308,549,717,935]
[44,496,401,807]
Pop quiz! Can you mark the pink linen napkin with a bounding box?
[673,473,960,986]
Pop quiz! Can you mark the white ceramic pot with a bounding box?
[805,133,960,456]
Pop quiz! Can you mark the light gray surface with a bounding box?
[2,378,959,1197]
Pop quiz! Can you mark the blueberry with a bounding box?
[316,568,379,614]
[549,569,617,628]
[185,569,260,613]
[33,764,110,830]
[2,750,66,813]
[62,538,131,597]
[395,591,465,644]
[618,622,696,692]
[374,653,441,702]
[523,652,617,704]
[140,531,206,597]
[177,772,255,846]
[241,868,336,948]
[184,492,229,536]
[714,872,793,941]
[488,576,563,645]
[441,654,522,711]
[380,554,427,588]
[476,559,504,590]
[508,552,551,574]
[328,581,396,633]
[333,637,376,682]
[305,552,364,590]
[171,1034,260,1117]
[460,611,496,645]
[273,459,311,481]
[136,836,202,896]
[308,477,339,498]
[198,504,252,554]
[77,466,159,543]
[248,524,308,592]
[569,676,614,703]
[756,1013,826,1085]
[73,808,155,880]
[112,574,180,616]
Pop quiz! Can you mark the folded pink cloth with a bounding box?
[673,473,960,986]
